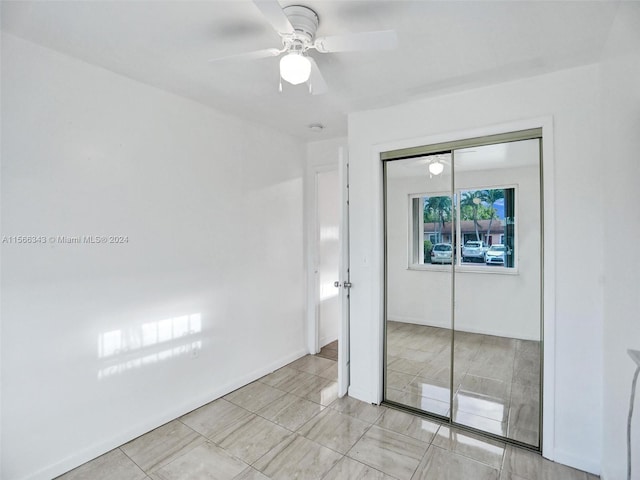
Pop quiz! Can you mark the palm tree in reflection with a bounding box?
[482,189,505,243]
[461,191,484,242]
[424,196,452,243]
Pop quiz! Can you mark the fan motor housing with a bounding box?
[283,5,319,42]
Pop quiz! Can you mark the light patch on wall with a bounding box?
[319,283,338,302]
[320,226,339,241]
[97,313,202,379]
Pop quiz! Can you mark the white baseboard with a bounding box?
[387,316,539,341]
[319,335,338,349]
[27,348,308,480]
[553,448,601,477]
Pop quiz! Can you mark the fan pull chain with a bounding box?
[279,78,282,93]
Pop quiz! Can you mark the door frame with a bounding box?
[305,149,350,397]
[306,163,339,355]
[370,117,556,460]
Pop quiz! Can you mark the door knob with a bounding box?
[334,281,352,289]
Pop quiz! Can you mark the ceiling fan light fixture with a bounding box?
[280,52,311,85]
[429,160,445,176]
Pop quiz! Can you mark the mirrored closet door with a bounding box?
[383,131,542,449]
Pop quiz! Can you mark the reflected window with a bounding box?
[410,194,453,265]
[459,187,515,269]
[410,186,516,269]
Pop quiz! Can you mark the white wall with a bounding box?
[600,4,640,480]
[1,34,307,480]
[386,164,541,341]
[348,64,603,473]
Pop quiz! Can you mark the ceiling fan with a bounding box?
[209,0,398,95]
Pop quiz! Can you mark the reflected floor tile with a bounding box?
[453,390,509,423]
[298,408,371,454]
[418,362,452,385]
[121,420,205,473]
[224,381,287,413]
[459,374,511,401]
[393,347,439,363]
[405,376,451,403]
[515,339,540,358]
[211,414,291,464]
[329,395,386,424]
[452,410,507,437]
[181,399,253,439]
[512,355,540,387]
[388,389,450,417]
[387,370,415,390]
[149,442,248,480]
[387,357,426,376]
[375,408,439,443]
[257,392,325,431]
[432,425,505,469]
[55,448,146,480]
[411,445,499,480]
[323,457,396,480]
[507,402,539,439]
[348,425,429,480]
[467,358,513,383]
[253,434,342,480]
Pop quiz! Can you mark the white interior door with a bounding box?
[310,148,350,397]
[337,147,351,397]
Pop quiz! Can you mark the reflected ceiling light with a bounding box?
[429,160,444,176]
[280,52,311,85]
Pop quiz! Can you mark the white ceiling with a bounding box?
[387,137,539,178]
[1,1,620,141]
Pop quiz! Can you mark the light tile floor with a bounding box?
[56,353,597,480]
[386,322,540,446]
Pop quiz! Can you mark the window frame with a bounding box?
[408,184,519,275]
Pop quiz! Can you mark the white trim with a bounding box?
[31,349,307,480]
[338,146,350,398]
[305,162,338,355]
[387,316,540,342]
[553,448,600,476]
[371,116,555,456]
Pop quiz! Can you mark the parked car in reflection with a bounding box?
[461,241,486,262]
[431,243,453,264]
[484,244,509,265]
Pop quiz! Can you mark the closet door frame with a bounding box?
[374,117,555,459]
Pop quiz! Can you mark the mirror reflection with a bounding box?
[384,136,541,448]
[385,153,453,418]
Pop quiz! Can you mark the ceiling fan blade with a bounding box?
[314,30,398,53]
[252,0,294,35]
[209,48,281,63]
[308,57,328,95]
